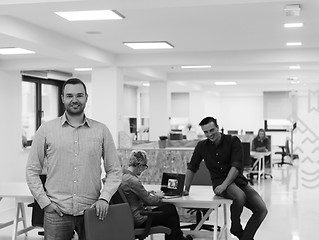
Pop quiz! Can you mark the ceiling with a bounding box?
[1,0,318,93]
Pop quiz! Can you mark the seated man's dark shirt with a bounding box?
[188,134,248,189]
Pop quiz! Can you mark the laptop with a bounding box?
[160,172,185,198]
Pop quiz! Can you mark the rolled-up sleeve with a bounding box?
[230,137,244,171]
[188,141,204,173]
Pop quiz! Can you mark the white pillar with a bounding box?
[90,67,124,147]
[149,81,170,141]
[0,71,22,182]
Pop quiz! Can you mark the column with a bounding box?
[149,81,170,141]
[90,67,124,147]
[0,71,22,182]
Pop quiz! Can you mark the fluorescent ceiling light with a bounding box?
[284,23,303,28]
[181,65,212,69]
[142,82,150,87]
[74,68,92,71]
[289,65,300,70]
[0,47,35,55]
[55,10,124,21]
[123,41,174,50]
[214,81,237,86]
[290,80,300,84]
[286,42,302,46]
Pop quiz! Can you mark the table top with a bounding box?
[0,182,33,202]
[145,185,232,208]
[250,151,271,157]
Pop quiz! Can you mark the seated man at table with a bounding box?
[121,149,192,240]
[184,116,268,240]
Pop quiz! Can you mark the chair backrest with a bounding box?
[110,187,128,204]
[111,187,172,240]
[84,203,135,240]
[192,161,211,186]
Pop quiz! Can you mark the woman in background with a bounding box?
[252,128,270,152]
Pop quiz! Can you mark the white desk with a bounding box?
[250,151,271,183]
[145,185,233,240]
[0,182,36,240]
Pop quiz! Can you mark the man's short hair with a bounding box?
[199,116,219,128]
[128,150,148,167]
[62,78,87,95]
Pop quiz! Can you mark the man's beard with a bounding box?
[65,103,84,116]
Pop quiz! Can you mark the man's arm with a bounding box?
[100,126,122,202]
[25,124,51,209]
[184,169,195,195]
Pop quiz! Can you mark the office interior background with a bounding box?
[0,1,319,238]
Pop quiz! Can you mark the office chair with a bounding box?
[84,203,135,240]
[27,174,47,236]
[181,162,221,232]
[110,188,172,240]
[273,139,298,167]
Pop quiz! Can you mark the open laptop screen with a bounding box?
[160,172,185,196]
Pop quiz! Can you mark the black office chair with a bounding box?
[273,139,298,167]
[27,174,47,236]
[110,188,172,240]
[181,162,221,232]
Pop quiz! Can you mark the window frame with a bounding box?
[22,75,65,146]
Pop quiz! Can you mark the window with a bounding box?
[22,75,64,147]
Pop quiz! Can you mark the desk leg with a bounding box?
[258,157,261,183]
[223,204,229,240]
[20,203,28,235]
[12,203,30,240]
[214,207,218,240]
[12,203,20,240]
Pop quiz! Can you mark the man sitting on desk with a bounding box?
[184,117,268,240]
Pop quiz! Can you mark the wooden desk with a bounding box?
[145,185,233,240]
[0,182,36,240]
[250,151,271,183]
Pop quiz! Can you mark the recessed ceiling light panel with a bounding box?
[284,23,303,28]
[0,47,35,55]
[55,10,124,21]
[181,65,212,69]
[214,81,237,86]
[74,68,92,71]
[123,41,174,50]
[289,65,300,70]
[286,42,302,46]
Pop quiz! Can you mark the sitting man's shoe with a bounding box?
[230,228,244,239]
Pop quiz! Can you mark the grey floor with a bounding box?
[0,161,317,240]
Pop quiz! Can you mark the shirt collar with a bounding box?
[60,112,91,127]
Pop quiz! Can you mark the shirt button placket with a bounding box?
[73,129,79,213]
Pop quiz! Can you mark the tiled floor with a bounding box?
[1,161,318,240]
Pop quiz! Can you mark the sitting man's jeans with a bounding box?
[220,182,268,240]
[44,211,85,240]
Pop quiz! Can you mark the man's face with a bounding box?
[201,121,220,142]
[61,84,87,116]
